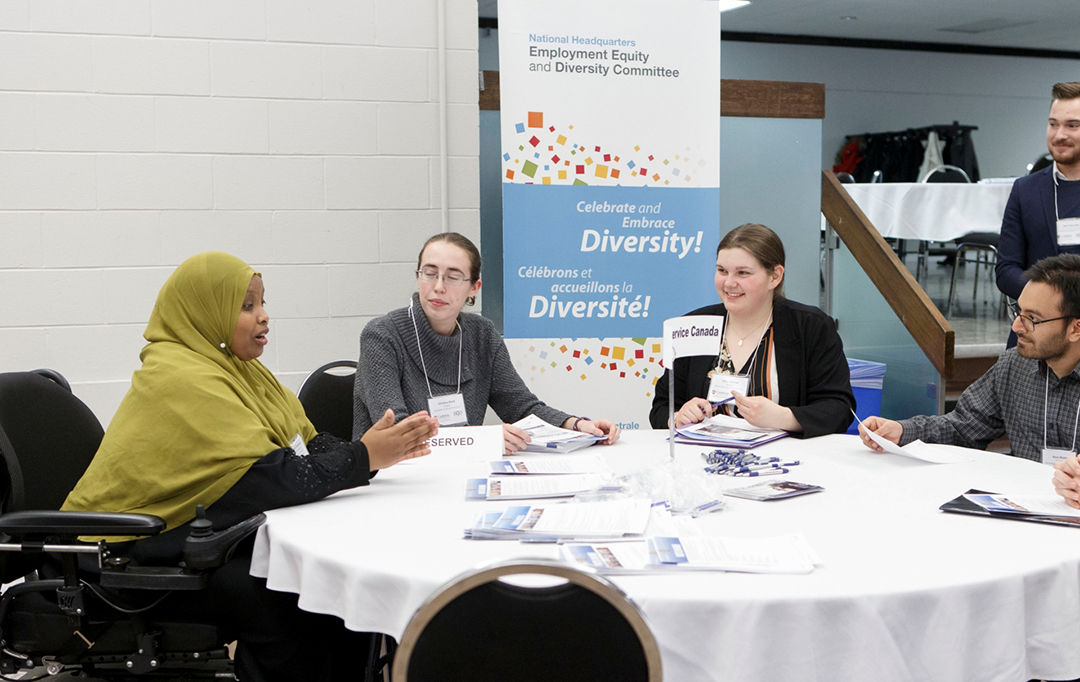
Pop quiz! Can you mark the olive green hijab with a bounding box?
[63,252,316,531]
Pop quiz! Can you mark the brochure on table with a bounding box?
[465,473,608,500]
[561,533,820,574]
[675,414,788,448]
[723,480,824,501]
[513,414,605,453]
[464,498,651,541]
[941,488,1080,527]
[963,492,1080,517]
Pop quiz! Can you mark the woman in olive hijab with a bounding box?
[64,252,437,681]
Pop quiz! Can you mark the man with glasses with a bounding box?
[860,254,1080,463]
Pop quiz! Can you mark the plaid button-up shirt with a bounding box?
[898,348,1080,462]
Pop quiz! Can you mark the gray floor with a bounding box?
[901,248,1012,353]
[822,244,1012,353]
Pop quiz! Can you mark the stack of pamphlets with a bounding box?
[513,414,606,453]
[675,414,788,448]
[560,533,820,574]
[723,480,824,501]
[464,498,651,541]
[489,454,610,475]
[464,474,608,500]
[848,358,886,391]
[940,489,1080,527]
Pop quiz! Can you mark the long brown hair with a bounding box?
[417,232,482,306]
[717,223,785,299]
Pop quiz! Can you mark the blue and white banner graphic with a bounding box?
[498,0,720,425]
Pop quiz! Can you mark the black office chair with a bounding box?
[297,360,358,441]
[392,559,663,682]
[0,370,263,680]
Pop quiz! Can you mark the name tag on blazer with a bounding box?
[1057,217,1080,246]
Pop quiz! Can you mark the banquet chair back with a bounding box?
[297,360,358,441]
[392,559,662,682]
[946,232,1003,319]
[920,164,971,183]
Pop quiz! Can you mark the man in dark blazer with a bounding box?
[997,82,1080,305]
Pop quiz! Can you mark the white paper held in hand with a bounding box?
[852,409,972,464]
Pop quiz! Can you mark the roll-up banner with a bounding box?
[498,0,720,429]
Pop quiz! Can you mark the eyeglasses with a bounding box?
[416,267,472,287]
[1007,302,1072,333]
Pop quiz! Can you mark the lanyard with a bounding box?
[1055,165,1062,224]
[409,300,462,399]
[1053,161,1080,224]
[1043,364,1080,453]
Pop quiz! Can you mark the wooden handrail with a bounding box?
[821,171,954,379]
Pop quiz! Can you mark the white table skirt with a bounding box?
[842,182,1014,242]
[250,431,1080,682]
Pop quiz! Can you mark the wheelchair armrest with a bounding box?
[0,510,165,538]
[182,512,266,571]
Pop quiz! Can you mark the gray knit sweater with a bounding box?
[352,294,572,437]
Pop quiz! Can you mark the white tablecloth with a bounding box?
[250,431,1080,682]
[843,182,1014,241]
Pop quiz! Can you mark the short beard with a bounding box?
[1017,329,1070,364]
[1051,145,1080,168]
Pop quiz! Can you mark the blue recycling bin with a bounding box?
[846,359,886,435]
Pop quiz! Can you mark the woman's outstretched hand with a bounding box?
[361,409,439,470]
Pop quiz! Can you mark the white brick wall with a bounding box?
[0,0,481,424]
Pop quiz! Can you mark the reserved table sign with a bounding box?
[428,425,503,459]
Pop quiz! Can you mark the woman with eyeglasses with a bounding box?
[353,232,621,454]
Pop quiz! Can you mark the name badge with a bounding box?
[707,373,750,403]
[1042,447,1074,466]
[428,393,468,426]
[289,433,309,457]
[1058,217,1080,246]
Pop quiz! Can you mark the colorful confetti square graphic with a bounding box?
[503,112,709,188]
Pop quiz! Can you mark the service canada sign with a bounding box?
[662,315,725,365]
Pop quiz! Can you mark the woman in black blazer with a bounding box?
[650,224,855,437]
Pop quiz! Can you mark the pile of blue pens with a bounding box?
[701,449,800,477]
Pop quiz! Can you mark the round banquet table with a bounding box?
[249,430,1080,682]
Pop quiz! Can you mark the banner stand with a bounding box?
[668,348,676,463]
